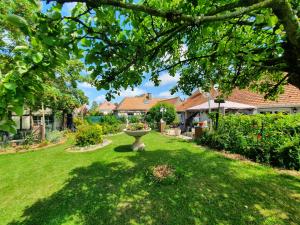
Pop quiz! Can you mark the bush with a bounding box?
[84,115,126,135]
[46,130,63,143]
[98,114,121,124]
[75,124,103,147]
[73,117,87,127]
[146,102,176,125]
[196,113,300,170]
[102,123,125,135]
[128,115,141,123]
[23,133,35,145]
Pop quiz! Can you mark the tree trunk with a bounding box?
[41,103,46,141]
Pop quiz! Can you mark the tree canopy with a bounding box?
[41,0,299,97]
[1,0,300,132]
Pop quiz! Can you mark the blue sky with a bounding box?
[42,2,187,105]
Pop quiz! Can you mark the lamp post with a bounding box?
[214,98,225,130]
[202,91,212,129]
[160,107,166,122]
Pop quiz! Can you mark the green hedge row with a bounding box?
[197,113,300,170]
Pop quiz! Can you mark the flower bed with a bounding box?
[66,139,112,153]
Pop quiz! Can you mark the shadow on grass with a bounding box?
[8,147,300,225]
[114,145,133,152]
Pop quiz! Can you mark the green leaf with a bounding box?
[28,0,39,7]
[13,105,24,116]
[0,120,16,134]
[267,16,278,27]
[49,11,61,20]
[4,83,17,91]
[17,66,28,74]
[13,46,29,51]
[42,36,56,46]
[6,15,29,34]
[32,52,43,63]
[255,15,264,24]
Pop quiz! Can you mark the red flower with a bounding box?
[257,134,262,140]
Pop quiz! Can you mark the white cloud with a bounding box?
[158,91,175,98]
[144,72,180,87]
[94,95,105,102]
[78,82,94,89]
[119,88,144,97]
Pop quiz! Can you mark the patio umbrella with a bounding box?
[187,100,256,111]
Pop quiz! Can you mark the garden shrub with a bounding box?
[128,115,141,123]
[73,117,87,127]
[84,115,126,135]
[46,130,63,143]
[196,113,300,170]
[75,124,103,147]
[99,115,125,135]
[102,123,125,135]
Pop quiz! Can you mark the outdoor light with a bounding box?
[214,98,225,130]
[160,107,166,122]
[293,107,297,113]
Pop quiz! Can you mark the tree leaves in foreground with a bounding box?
[42,0,299,98]
[0,0,87,133]
[1,0,300,132]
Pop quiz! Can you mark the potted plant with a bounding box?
[124,123,151,151]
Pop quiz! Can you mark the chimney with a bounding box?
[147,93,152,100]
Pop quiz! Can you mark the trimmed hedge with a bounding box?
[197,113,300,170]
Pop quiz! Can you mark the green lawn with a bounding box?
[0,132,299,225]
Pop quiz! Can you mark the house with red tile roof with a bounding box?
[98,101,117,115]
[116,93,182,116]
[177,84,300,130]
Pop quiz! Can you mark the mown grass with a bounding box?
[0,132,299,225]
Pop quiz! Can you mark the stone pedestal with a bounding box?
[124,129,151,151]
[132,136,145,151]
[159,121,166,133]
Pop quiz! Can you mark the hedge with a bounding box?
[196,113,300,170]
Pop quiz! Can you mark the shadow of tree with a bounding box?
[114,145,133,152]
[8,147,300,225]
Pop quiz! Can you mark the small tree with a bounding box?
[146,103,176,125]
[89,101,99,116]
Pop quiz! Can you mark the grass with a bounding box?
[0,132,299,225]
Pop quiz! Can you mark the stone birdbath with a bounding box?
[124,124,151,151]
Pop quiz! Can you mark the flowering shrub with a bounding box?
[75,124,103,147]
[197,113,300,170]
